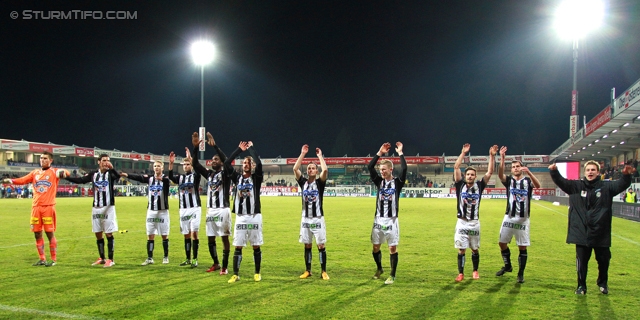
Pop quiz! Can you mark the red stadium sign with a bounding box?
[75,147,94,157]
[585,105,611,137]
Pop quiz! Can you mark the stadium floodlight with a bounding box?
[554,0,604,40]
[190,40,217,160]
[554,0,604,139]
[191,41,216,66]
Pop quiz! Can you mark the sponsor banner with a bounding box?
[0,142,29,150]
[261,186,298,196]
[52,147,76,155]
[484,188,507,195]
[613,79,640,117]
[151,155,163,161]
[143,155,151,161]
[75,147,94,157]
[29,143,61,153]
[585,105,611,137]
[445,156,468,163]
[533,189,556,196]
[470,156,488,163]
[570,115,578,139]
[571,90,578,115]
[403,188,451,198]
[571,127,584,145]
[261,158,288,165]
[521,156,543,163]
[284,156,440,166]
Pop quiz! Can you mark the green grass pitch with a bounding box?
[1,196,639,319]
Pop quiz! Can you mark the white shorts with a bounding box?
[299,215,327,245]
[206,207,232,237]
[179,207,201,234]
[498,215,530,246]
[371,216,399,246]
[233,213,263,247]
[92,206,118,234]
[454,219,480,250]
[146,209,170,236]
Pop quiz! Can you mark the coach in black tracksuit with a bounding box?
[549,160,634,295]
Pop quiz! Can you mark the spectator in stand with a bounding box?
[624,188,637,203]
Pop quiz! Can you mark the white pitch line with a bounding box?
[0,304,106,319]
[0,236,95,249]
[533,202,567,217]
[534,202,640,246]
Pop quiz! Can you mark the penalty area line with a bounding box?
[0,304,106,320]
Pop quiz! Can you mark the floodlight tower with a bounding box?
[554,0,604,138]
[191,40,216,160]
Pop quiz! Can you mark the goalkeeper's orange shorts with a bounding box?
[30,205,56,233]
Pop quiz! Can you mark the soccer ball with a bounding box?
[56,169,70,178]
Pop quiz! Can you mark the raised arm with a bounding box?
[498,146,507,184]
[208,133,228,163]
[125,173,148,184]
[368,143,391,182]
[167,151,180,184]
[548,163,577,194]
[521,167,541,189]
[293,144,308,181]
[396,142,407,182]
[65,172,93,184]
[608,165,635,195]
[224,141,248,177]
[317,147,328,182]
[484,145,498,184]
[247,141,262,176]
[454,143,469,183]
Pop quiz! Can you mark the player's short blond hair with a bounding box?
[154,160,164,168]
[583,160,600,172]
[379,159,393,169]
[464,166,477,174]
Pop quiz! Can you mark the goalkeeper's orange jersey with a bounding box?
[11,167,61,207]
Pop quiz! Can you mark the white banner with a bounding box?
[52,147,76,154]
[613,79,640,117]
[1,142,29,150]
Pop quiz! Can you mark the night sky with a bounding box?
[2,1,639,159]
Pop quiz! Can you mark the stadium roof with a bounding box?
[551,78,640,163]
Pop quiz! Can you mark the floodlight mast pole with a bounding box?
[570,38,579,139]
[200,65,205,161]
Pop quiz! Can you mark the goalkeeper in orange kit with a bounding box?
[3,151,69,266]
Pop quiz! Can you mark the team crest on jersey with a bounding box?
[179,182,194,194]
[303,189,319,203]
[380,187,395,201]
[208,175,222,191]
[595,189,601,198]
[35,180,52,193]
[94,180,109,192]
[511,188,528,202]
[462,192,479,205]
[149,185,163,196]
[238,181,253,198]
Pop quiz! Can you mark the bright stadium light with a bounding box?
[190,40,217,160]
[554,0,604,139]
[191,41,216,66]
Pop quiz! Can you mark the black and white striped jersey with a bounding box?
[169,170,201,209]
[297,177,326,218]
[65,169,120,207]
[127,174,170,211]
[455,179,487,220]
[192,145,232,209]
[367,154,407,218]
[502,176,533,218]
[225,146,263,215]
